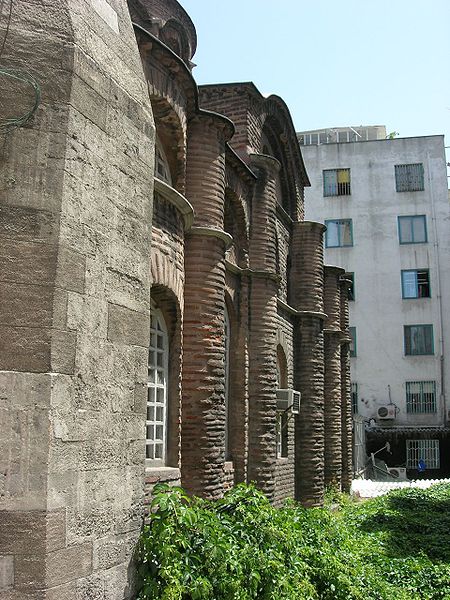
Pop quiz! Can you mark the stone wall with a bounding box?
[0,0,154,597]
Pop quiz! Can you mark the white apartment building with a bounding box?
[299,127,450,477]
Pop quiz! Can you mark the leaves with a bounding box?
[136,482,450,599]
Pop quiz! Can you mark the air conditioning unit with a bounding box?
[276,389,301,414]
[387,467,408,481]
[377,405,396,420]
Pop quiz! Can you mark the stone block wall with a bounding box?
[0,0,154,597]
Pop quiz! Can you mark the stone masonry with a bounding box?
[1,0,352,596]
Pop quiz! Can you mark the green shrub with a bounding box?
[136,483,450,599]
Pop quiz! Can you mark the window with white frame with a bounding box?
[323,168,351,196]
[146,308,168,464]
[276,348,288,459]
[395,163,424,192]
[406,439,440,469]
[404,324,434,356]
[325,219,353,248]
[406,381,436,413]
[398,215,427,244]
[401,269,430,299]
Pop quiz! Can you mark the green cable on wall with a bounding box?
[0,68,41,130]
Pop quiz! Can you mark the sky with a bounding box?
[180,0,450,171]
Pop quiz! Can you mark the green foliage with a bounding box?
[136,483,450,599]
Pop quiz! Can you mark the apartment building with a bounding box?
[299,127,450,478]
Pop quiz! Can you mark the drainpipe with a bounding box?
[427,150,446,425]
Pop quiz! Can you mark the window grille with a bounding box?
[146,309,168,463]
[401,269,430,298]
[395,163,424,192]
[406,439,439,469]
[406,381,436,413]
[351,382,358,414]
[398,215,427,244]
[325,219,353,247]
[404,324,434,356]
[323,168,351,196]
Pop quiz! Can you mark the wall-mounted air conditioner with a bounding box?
[387,467,408,480]
[276,389,301,414]
[377,405,396,420]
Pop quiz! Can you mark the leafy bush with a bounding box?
[136,482,450,599]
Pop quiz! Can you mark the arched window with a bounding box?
[224,304,231,459]
[146,307,169,464]
[276,346,288,458]
[155,136,172,186]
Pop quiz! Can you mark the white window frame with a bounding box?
[406,439,440,469]
[155,136,172,186]
[146,306,169,466]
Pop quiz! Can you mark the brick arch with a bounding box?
[151,96,186,193]
[276,329,293,384]
[224,188,249,268]
[160,19,192,64]
[259,95,310,219]
[151,249,184,312]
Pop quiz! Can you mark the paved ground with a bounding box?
[351,477,450,498]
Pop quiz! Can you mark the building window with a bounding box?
[155,137,172,185]
[398,215,427,244]
[351,382,358,414]
[146,308,168,464]
[404,324,434,356]
[325,219,353,248]
[323,168,351,196]
[401,270,430,299]
[276,347,288,459]
[406,381,436,414]
[395,163,424,192]
[347,272,355,301]
[349,327,357,357]
[406,439,439,469]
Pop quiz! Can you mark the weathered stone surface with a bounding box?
[0,555,14,591]
[107,303,150,347]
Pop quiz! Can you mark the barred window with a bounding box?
[404,324,434,356]
[406,439,439,469]
[146,308,168,464]
[395,163,424,192]
[323,168,351,196]
[351,382,358,414]
[406,381,436,413]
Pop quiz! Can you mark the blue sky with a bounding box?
[181,0,450,171]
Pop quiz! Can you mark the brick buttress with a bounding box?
[323,265,345,489]
[246,154,280,500]
[182,114,233,498]
[290,221,326,507]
